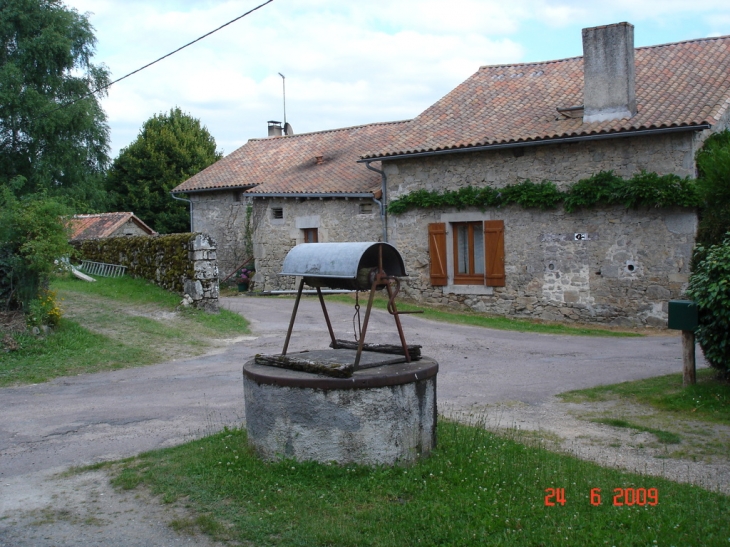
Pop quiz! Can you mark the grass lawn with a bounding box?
[323,293,642,338]
[108,420,729,546]
[559,368,730,426]
[0,274,249,386]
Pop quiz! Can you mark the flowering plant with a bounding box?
[237,268,252,283]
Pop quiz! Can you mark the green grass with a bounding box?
[0,319,157,386]
[111,421,729,546]
[590,418,682,444]
[324,293,642,337]
[53,275,181,306]
[53,273,250,337]
[559,368,730,425]
[0,274,250,386]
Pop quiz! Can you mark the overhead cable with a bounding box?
[36,0,274,119]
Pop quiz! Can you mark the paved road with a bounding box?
[0,295,699,479]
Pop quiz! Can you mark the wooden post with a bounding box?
[682,330,696,386]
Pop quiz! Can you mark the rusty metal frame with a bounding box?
[281,243,419,370]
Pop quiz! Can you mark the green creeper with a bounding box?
[107,108,222,234]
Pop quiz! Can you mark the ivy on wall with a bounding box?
[73,234,196,294]
[387,171,701,215]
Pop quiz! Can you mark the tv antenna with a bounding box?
[278,72,290,134]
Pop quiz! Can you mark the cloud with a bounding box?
[62,0,730,158]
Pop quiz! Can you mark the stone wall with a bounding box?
[251,198,383,291]
[384,131,701,196]
[75,233,220,312]
[382,132,705,327]
[191,190,249,278]
[110,219,151,238]
[389,204,695,327]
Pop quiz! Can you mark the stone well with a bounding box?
[243,350,437,465]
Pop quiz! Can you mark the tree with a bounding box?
[0,0,111,211]
[107,107,222,234]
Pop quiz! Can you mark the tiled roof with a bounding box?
[67,212,156,241]
[173,121,409,195]
[363,35,730,159]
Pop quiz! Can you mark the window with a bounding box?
[428,220,505,287]
[453,222,485,284]
[302,228,318,243]
[359,202,373,214]
[271,207,284,220]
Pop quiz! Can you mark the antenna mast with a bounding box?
[278,72,286,127]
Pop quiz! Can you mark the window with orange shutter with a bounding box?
[428,220,505,287]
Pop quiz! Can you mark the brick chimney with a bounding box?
[268,120,283,137]
[582,22,637,123]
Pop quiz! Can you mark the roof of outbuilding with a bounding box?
[67,212,156,241]
[172,120,409,195]
[362,35,730,159]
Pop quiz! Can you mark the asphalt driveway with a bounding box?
[0,295,699,479]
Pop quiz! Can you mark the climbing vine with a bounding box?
[244,202,254,262]
[387,171,701,214]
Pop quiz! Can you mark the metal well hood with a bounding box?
[280,242,407,279]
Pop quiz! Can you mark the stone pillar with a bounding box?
[185,233,220,312]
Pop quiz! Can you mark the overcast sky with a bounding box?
[62,0,730,159]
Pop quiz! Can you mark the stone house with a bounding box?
[174,22,730,326]
[172,120,406,289]
[356,23,730,327]
[67,212,156,242]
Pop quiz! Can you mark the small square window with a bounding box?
[302,228,318,243]
[271,207,284,220]
[359,202,373,214]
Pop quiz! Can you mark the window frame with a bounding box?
[452,221,485,285]
[428,217,505,290]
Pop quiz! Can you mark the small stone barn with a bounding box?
[172,121,407,289]
[68,212,156,242]
[174,22,730,327]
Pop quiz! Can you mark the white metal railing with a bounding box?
[79,260,127,278]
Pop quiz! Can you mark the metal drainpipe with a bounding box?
[364,160,388,242]
[170,193,194,232]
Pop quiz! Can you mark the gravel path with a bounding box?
[1,295,727,545]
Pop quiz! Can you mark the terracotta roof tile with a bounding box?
[67,213,156,241]
[173,121,409,195]
[363,35,730,158]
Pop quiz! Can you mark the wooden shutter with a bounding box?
[484,220,505,287]
[428,223,447,286]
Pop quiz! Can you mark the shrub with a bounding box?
[686,235,730,372]
[695,130,730,248]
[0,187,71,312]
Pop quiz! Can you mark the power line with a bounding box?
[37,0,274,120]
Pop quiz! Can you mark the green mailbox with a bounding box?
[667,300,698,331]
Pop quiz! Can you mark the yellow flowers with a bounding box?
[27,289,63,328]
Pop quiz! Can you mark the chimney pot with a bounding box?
[582,22,637,123]
[267,120,283,137]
